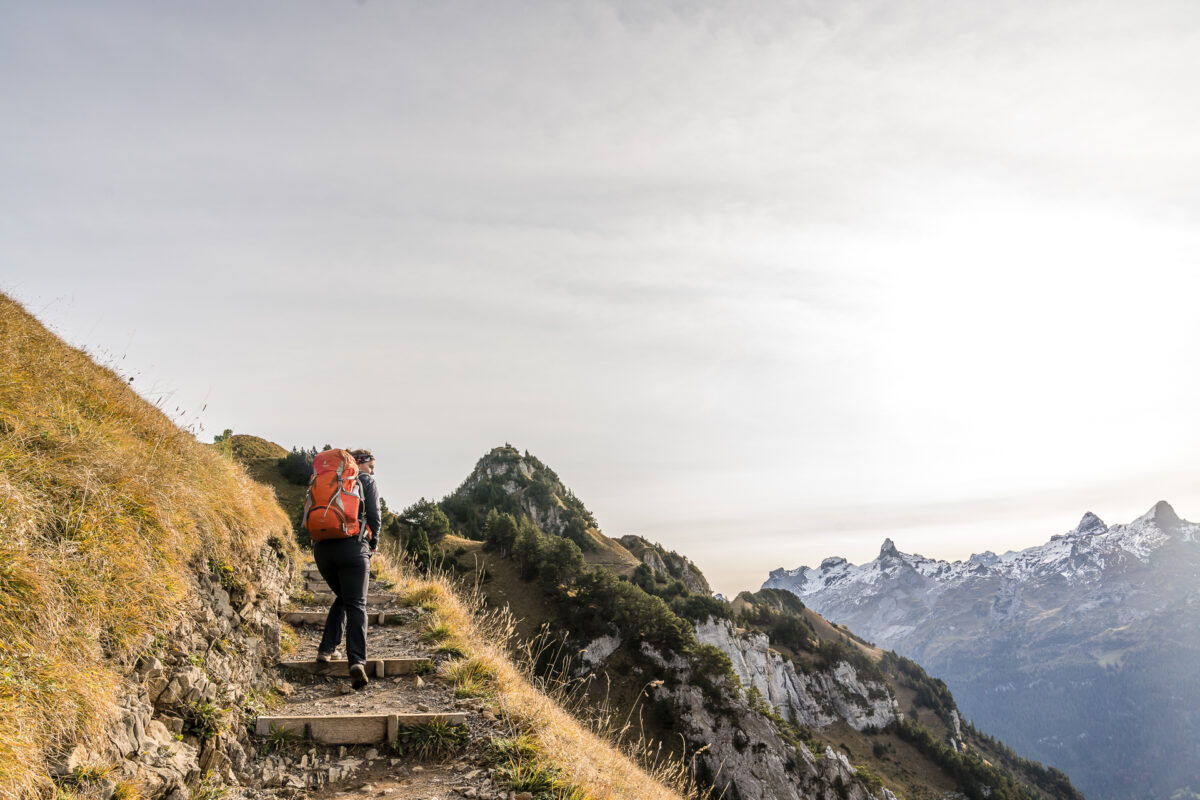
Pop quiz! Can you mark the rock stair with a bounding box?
[259,564,466,750]
[242,560,513,799]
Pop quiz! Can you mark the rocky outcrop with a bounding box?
[694,618,897,731]
[54,543,294,798]
[578,634,621,673]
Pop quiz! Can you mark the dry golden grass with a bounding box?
[372,545,699,800]
[0,294,294,799]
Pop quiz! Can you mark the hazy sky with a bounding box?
[4,0,1199,595]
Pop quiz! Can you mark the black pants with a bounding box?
[313,537,371,666]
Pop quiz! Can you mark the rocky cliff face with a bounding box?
[57,544,294,798]
[638,646,896,800]
[764,502,1200,800]
[693,618,897,731]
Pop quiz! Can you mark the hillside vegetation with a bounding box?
[0,294,295,798]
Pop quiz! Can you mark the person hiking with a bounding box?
[312,448,381,690]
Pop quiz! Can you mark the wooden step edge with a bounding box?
[303,582,391,591]
[303,593,394,605]
[255,712,468,744]
[301,569,382,579]
[279,657,433,677]
[281,610,409,625]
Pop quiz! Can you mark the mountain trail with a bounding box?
[233,561,511,800]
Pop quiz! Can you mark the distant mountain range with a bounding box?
[763,502,1200,800]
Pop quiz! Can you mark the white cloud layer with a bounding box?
[3,0,1199,594]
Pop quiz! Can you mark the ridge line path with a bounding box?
[234,562,513,800]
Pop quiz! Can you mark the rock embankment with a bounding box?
[55,542,292,799]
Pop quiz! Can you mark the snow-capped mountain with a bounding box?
[762,501,1200,800]
[770,500,1193,602]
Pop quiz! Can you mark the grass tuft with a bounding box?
[278,622,299,656]
[485,734,539,766]
[400,585,442,608]
[435,642,468,659]
[418,620,454,645]
[443,657,498,698]
[392,720,469,760]
[503,760,558,794]
[264,723,297,753]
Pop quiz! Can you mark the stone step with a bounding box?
[255,712,467,745]
[280,610,409,626]
[279,657,432,677]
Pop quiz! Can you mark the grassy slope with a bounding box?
[0,294,295,798]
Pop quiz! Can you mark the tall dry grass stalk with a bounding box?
[0,294,295,799]
[372,541,706,800]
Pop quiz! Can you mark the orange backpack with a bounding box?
[303,449,362,541]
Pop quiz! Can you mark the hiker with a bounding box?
[312,448,381,690]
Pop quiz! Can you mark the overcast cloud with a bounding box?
[3,0,1199,595]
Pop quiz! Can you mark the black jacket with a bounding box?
[357,472,381,550]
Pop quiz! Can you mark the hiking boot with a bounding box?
[315,651,332,663]
[350,662,369,690]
